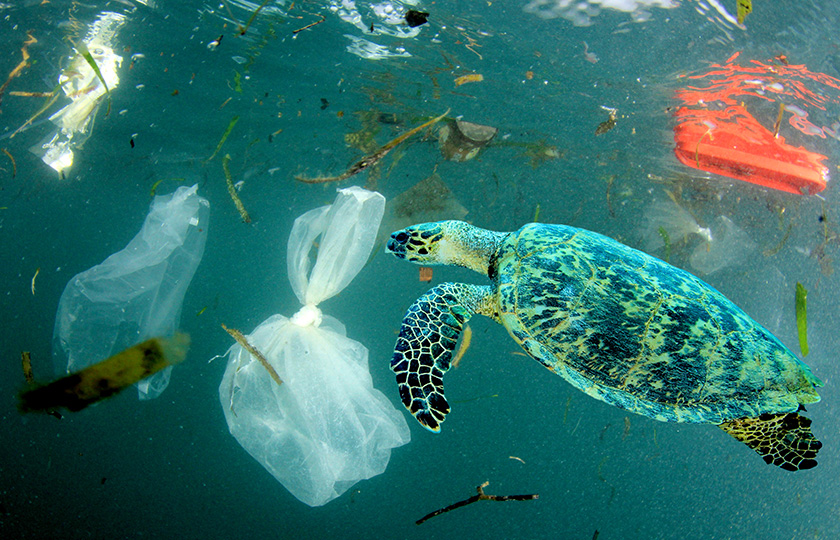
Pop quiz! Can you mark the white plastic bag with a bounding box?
[53,184,209,399]
[219,186,410,507]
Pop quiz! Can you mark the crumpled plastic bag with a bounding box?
[31,10,126,175]
[53,184,209,400]
[219,186,410,507]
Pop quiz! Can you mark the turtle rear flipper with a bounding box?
[391,282,492,432]
[719,413,821,471]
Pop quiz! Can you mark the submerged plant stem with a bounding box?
[296,109,450,184]
[416,482,538,525]
[222,324,283,386]
[222,154,251,222]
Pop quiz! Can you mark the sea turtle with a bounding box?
[386,220,823,471]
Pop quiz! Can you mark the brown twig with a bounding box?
[221,324,283,386]
[0,31,36,112]
[296,109,450,184]
[2,148,16,177]
[292,14,325,35]
[415,482,538,525]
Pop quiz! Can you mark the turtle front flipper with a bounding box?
[719,413,821,471]
[391,282,493,432]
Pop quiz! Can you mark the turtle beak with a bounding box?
[385,230,411,259]
[386,230,409,258]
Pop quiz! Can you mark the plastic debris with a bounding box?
[644,199,712,255]
[53,185,209,400]
[218,187,410,507]
[673,52,840,195]
[30,11,126,176]
[378,172,469,250]
[688,215,755,275]
[438,119,498,162]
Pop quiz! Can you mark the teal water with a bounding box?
[1,1,839,538]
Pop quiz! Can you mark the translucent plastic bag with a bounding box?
[219,186,410,507]
[53,185,209,399]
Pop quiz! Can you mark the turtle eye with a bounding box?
[394,231,409,244]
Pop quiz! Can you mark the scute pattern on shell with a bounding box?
[495,224,821,424]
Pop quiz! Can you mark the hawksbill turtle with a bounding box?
[386,220,823,471]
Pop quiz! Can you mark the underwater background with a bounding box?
[2,0,839,538]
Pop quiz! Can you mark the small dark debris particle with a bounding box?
[171,89,179,96]
[101,477,107,485]
[405,10,429,28]
[320,98,329,110]
[818,214,826,223]
[370,22,375,33]
[129,138,135,148]
[268,134,274,143]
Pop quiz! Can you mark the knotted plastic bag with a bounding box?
[219,186,410,507]
[53,185,209,399]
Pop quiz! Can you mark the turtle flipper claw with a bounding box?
[390,282,490,431]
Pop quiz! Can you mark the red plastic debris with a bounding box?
[674,105,829,195]
[673,52,839,195]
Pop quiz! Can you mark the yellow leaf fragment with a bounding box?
[454,73,484,86]
[18,334,189,413]
[737,0,752,25]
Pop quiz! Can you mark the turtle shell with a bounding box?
[493,223,821,424]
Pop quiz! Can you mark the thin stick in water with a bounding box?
[221,324,283,386]
[415,482,538,525]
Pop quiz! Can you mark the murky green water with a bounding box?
[1,1,838,538]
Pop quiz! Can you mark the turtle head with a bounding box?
[386,220,502,276]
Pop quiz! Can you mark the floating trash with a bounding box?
[673,52,840,195]
[438,118,497,162]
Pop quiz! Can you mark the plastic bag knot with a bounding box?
[291,304,323,327]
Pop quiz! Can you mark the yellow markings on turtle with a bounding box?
[619,294,666,389]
